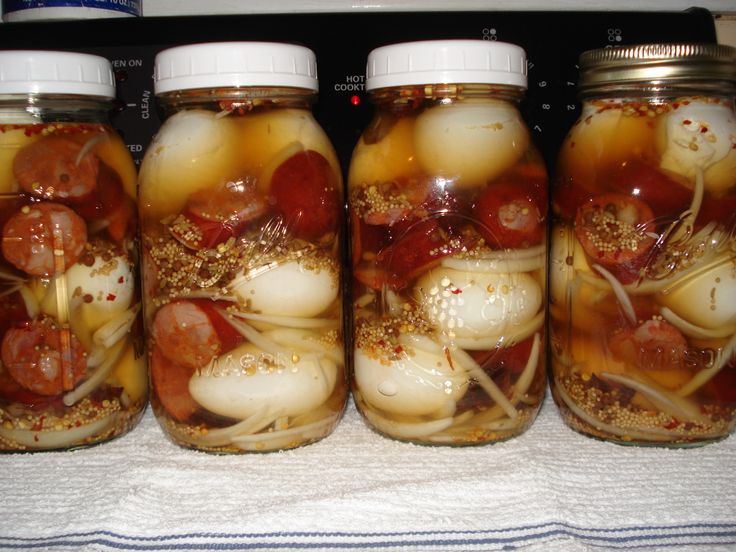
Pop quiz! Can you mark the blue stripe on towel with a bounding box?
[1,523,735,550]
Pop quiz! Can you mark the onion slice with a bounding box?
[230,413,339,451]
[75,133,106,167]
[442,251,544,274]
[592,264,637,326]
[264,328,344,365]
[450,347,518,419]
[357,403,459,439]
[677,332,736,397]
[0,412,119,449]
[173,408,283,448]
[230,310,339,329]
[600,371,706,424]
[660,307,736,340]
[448,310,544,351]
[63,337,128,406]
[92,303,140,349]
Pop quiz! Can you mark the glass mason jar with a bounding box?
[348,40,548,445]
[0,51,145,451]
[550,43,736,446]
[139,42,347,453]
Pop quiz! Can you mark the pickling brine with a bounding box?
[550,43,736,446]
[349,40,547,445]
[0,50,144,452]
[139,42,347,453]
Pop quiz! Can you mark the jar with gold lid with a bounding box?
[550,43,736,446]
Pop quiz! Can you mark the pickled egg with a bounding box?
[569,333,626,378]
[656,254,736,330]
[353,344,468,417]
[657,100,736,195]
[236,108,340,193]
[557,103,656,190]
[549,223,593,307]
[230,259,338,318]
[414,266,542,340]
[41,253,135,331]
[90,132,138,199]
[108,340,148,403]
[138,109,239,219]
[413,101,529,189]
[348,116,418,186]
[188,342,337,419]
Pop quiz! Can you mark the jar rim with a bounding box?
[365,39,528,91]
[0,50,115,98]
[153,42,319,95]
[577,43,736,90]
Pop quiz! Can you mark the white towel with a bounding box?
[0,393,734,551]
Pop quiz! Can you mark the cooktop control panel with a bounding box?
[0,9,717,170]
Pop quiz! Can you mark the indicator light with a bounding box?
[350,95,361,106]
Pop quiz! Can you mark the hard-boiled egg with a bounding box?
[138,109,240,219]
[89,132,138,199]
[236,108,340,194]
[108,340,148,404]
[41,253,135,332]
[348,116,418,187]
[568,333,626,378]
[230,258,338,318]
[557,103,656,190]
[188,342,337,419]
[414,266,542,340]
[657,100,736,195]
[353,343,468,417]
[413,100,529,189]
[549,223,594,307]
[656,254,736,330]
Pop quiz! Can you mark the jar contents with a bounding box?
[0,123,144,450]
[551,93,736,445]
[350,81,548,444]
[139,97,346,452]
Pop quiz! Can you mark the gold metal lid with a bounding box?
[577,43,736,89]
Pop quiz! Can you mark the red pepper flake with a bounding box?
[31,416,45,432]
[106,293,117,301]
[664,418,680,430]
[451,288,462,295]
[394,345,404,354]
[444,346,456,371]
[118,276,125,284]
[700,125,709,133]
[682,119,692,126]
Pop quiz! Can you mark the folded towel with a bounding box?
[0,395,734,551]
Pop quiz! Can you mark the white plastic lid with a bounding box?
[154,42,319,95]
[0,50,115,97]
[366,39,527,91]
